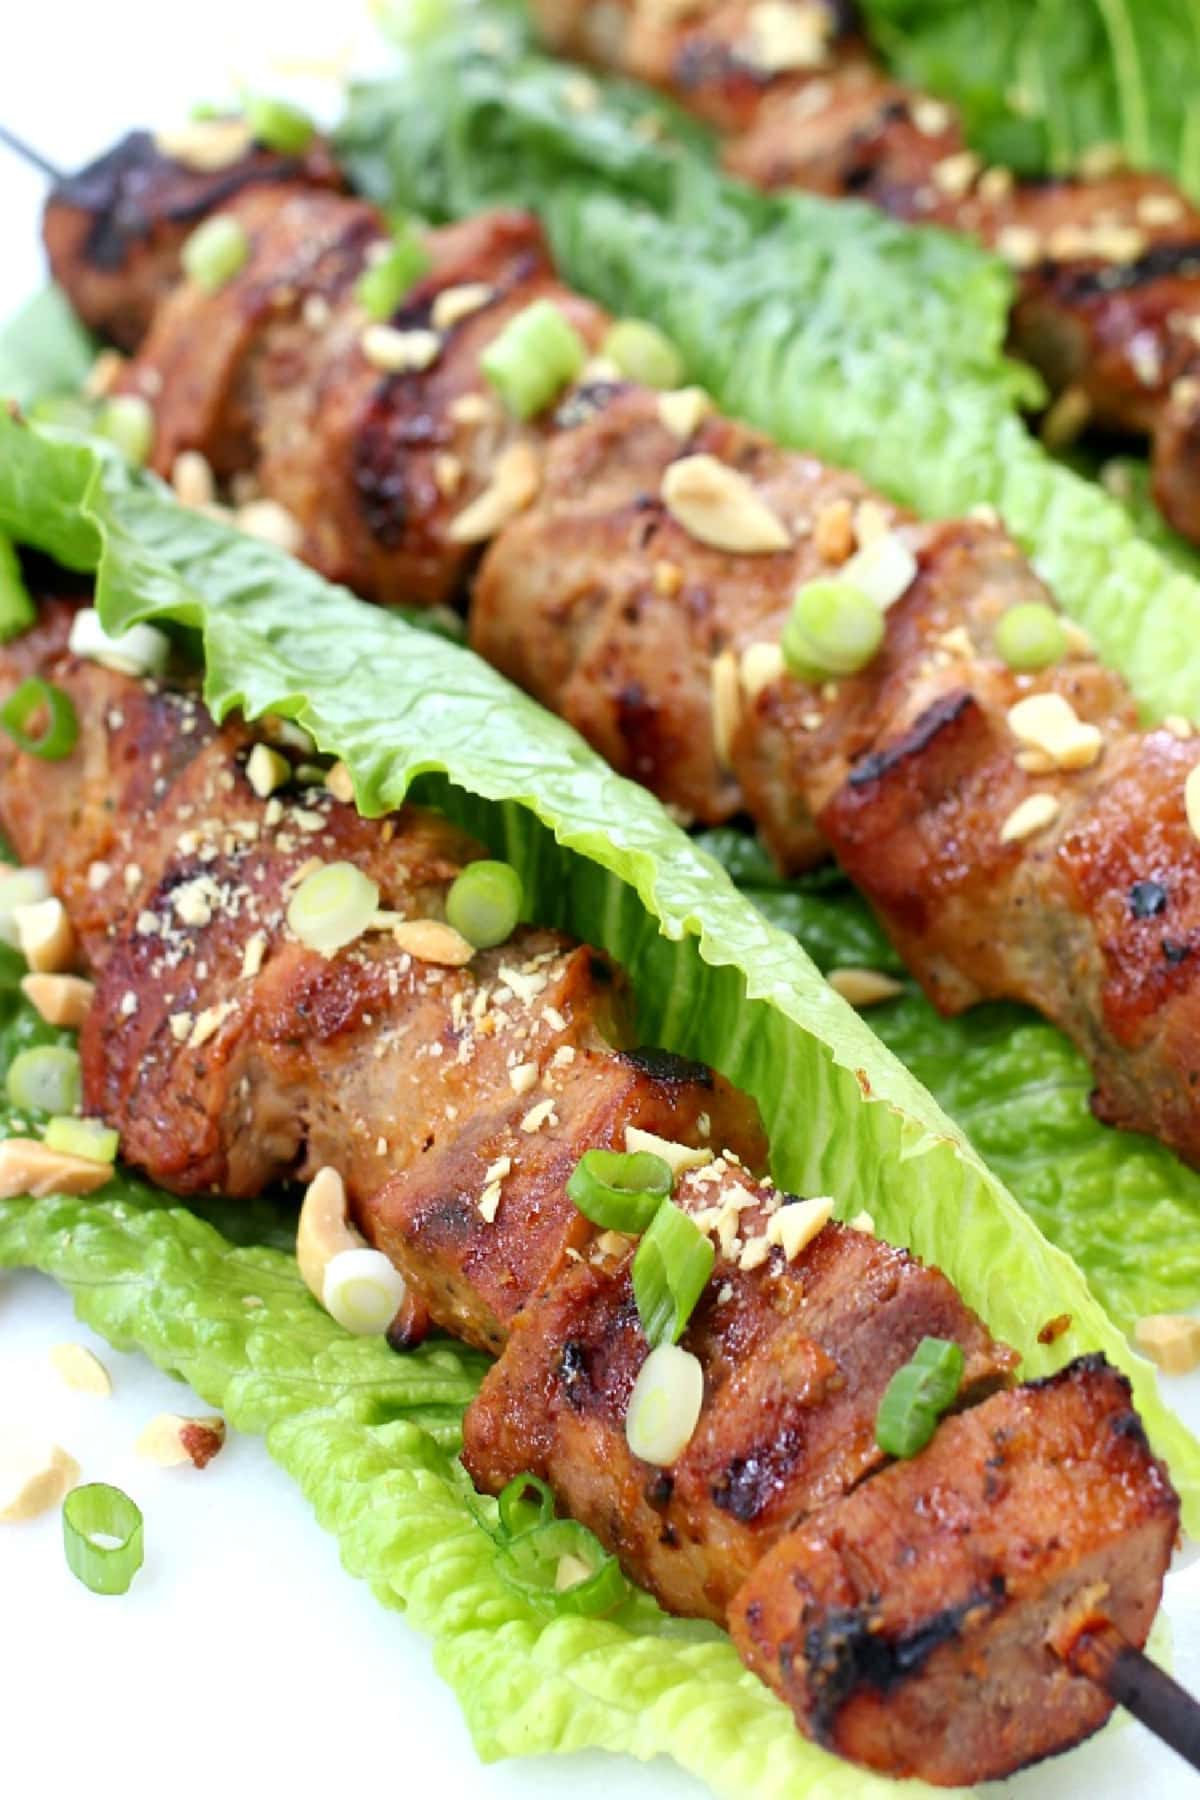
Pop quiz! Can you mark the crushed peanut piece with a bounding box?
[1164,714,1195,740]
[744,0,832,72]
[361,323,441,374]
[0,1138,113,1198]
[813,496,856,564]
[246,742,290,799]
[447,443,541,544]
[653,559,683,597]
[1007,691,1103,771]
[625,1126,712,1178]
[1186,765,1200,843]
[478,1181,503,1224]
[430,282,494,331]
[1000,792,1061,844]
[236,498,302,554]
[391,919,475,966]
[509,1061,539,1095]
[1134,1313,1200,1376]
[0,1438,79,1523]
[848,1210,875,1234]
[433,452,463,498]
[325,761,355,803]
[50,1343,112,1396]
[931,150,980,198]
[766,1195,834,1260]
[13,897,75,973]
[520,1099,558,1134]
[739,640,785,701]
[710,649,741,771]
[656,386,712,439]
[827,967,905,1007]
[136,1412,227,1469]
[20,973,93,1028]
[662,454,790,554]
[171,449,216,509]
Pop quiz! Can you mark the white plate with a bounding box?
[1,7,1198,1794]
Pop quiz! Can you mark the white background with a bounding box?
[2,5,1200,1796]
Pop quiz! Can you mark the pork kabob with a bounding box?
[32,122,1200,1176]
[530,0,1200,543]
[0,587,1187,1785]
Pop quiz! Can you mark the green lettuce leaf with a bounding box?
[0,285,97,410]
[858,0,1200,196]
[0,411,1191,1793]
[337,32,1200,724]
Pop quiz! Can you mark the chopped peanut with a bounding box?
[827,967,906,1007]
[391,919,475,966]
[20,973,94,1028]
[661,455,790,554]
[0,1139,113,1198]
[0,1439,79,1523]
[50,1343,112,1397]
[1135,1313,1200,1375]
[447,443,541,544]
[13,897,75,973]
[136,1412,227,1469]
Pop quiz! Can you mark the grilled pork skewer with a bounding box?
[0,597,1181,1783]
[34,137,1200,1172]
[530,0,1200,544]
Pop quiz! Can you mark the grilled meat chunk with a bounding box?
[464,1163,1015,1619]
[120,205,607,606]
[0,606,763,1351]
[731,1356,1179,1785]
[0,597,1178,1784]
[43,127,342,352]
[532,0,1200,541]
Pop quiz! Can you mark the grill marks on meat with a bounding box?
[119,202,607,606]
[44,128,343,352]
[0,607,1178,1784]
[0,608,764,1349]
[531,0,1200,542]
[464,1174,1015,1619]
[731,1356,1178,1784]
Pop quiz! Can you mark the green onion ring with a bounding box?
[566,1147,673,1233]
[496,1518,628,1618]
[444,859,523,949]
[0,677,79,760]
[875,1336,965,1459]
[631,1199,715,1348]
[62,1483,144,1595]
[497,1472,556,1541]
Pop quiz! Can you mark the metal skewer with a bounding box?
[0,121,62,183]
[1065,1620,1200,1775]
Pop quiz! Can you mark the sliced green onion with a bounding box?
[322,1247,407,1335]
[875,1336,965,1459]
[44,1116,118,1165]
[782,579,885,682]
[600,319,684,390]
[286,861,379,957]
[243,94,315,154]
[496,1472,556,1540]
[994,601,1068,672]
[62,1483,144,1595]
[96,395,154,467]
[0,535,36,644]
[567,1148,673,1233]
[496,1516,627,1617]
[632,1200,714,1348]
[7,1046,82,1117]
[444,859,523,949]
[0,867,49,947]
[68,608,169,678]
[355,229,431,321]
[0,678,79,760]
[182,213,250,294]
[481,299,587,420]
[625,1342,704,1466]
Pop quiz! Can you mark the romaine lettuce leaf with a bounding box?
[858,0,1200,196]
[337,33,1200,724]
